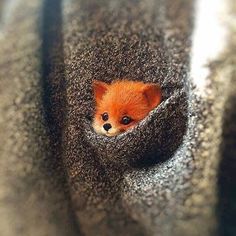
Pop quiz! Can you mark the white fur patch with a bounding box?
[92,121,121,136]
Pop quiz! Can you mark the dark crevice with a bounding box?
[218,91,236,236]
[41,0,81,234]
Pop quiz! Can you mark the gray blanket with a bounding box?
[0,0,235,235]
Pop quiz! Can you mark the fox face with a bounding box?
[92,79,161,137]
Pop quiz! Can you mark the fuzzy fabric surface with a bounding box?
[0,0,235,235]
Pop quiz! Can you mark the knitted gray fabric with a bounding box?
[0,0,79,235]
[0,0,235,235]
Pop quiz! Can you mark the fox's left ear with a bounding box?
[93,80,108,104]
[142,84,161,109]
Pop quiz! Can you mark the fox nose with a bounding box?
[103,123,112,131]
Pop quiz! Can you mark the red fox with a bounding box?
[92,79,161,136]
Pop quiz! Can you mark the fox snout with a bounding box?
[103,123,112,131]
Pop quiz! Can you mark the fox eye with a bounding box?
[101,112,109,121]
[121,116,132,125]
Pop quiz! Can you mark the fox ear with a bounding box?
[142,84,161,109]
[93,80,108,103]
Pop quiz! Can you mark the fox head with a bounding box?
[92,79,161,136]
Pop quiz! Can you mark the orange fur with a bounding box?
[93,79,161,136]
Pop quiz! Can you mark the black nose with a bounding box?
[103,123,112,131]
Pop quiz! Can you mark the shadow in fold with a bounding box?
[41,0,80,234]
[218,91,236,236]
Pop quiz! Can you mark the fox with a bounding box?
[92,79,161,137]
